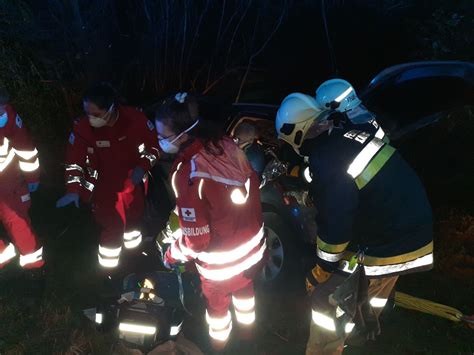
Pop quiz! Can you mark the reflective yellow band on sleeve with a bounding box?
[316,236,349,254]
[355,144,395,190]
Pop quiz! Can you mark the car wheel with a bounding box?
[258,212,300,289]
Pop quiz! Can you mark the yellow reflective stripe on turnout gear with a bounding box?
[317,248,345,263]
[354,144,396,189]
[342,241,433,266]
[317,236,349,254]
[340,253,433,276]
[311,310,355,333]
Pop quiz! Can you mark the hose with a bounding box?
[394,291,474,328]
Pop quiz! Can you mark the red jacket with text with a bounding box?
[165,137,265,282]
[65,105,159,199]
[0,104,40,185]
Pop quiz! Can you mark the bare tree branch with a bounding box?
[179,0,188,88]
[225,0,252,69]
[202,66,245,95]
[235,1,287,102]
[207,0,227,87]
[184,0,210,85]
[162,0,170,90]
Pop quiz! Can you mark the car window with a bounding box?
[364,76,473,129]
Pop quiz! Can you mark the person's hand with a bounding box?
[56,193,80,208]
[28,182,40,193]
[131,166,145,185]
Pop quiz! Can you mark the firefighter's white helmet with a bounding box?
[276,93,322,152]
[315,79,361,112]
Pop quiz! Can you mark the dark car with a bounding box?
[145,61,474,287]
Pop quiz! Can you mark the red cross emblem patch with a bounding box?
[181,208,196,222]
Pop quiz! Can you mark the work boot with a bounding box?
[209,338,228,353]
[236,324,255,341]
[233,326,258,354]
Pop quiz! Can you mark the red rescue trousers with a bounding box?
[93,183,144,268]
[202,274,256,345]
[0,182,43,269]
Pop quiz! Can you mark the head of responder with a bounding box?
[275,92,332,156]
[154,93,224,154]
[83,82,120,128]
[233,123,258,150]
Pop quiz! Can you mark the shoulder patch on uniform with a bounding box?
[69,132,75,145]
[15,114,23,128]
[147,120,155,131]
[181,208,196,222]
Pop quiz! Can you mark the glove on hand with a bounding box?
[56,193,80,208]
[131,166,146,185]
[306,264,332,293]
[28,182,40,193]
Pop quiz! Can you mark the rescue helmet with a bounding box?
[315,79,361,112]
[275,93,322,152]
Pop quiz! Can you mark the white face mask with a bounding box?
[88,104,114,128]
[157,119,200,154]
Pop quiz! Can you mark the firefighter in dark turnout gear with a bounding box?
[276,92,433,354]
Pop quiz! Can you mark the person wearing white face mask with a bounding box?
[56,83,160,273]
[87,102,116,128]
[155,93,266,352]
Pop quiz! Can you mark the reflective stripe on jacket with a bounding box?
[303,125,433,277]
[64,106,159,198]
[165,137,265,281]
[0,105,40,185]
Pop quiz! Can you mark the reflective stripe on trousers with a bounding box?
[206,310,232,342]
[19,246,43,267]
[98,245,121,268]
[311,309,355,334]
[306,276,398,355]
[123,230,142,249]
[0,243,17,264]
[232,295,256,325]
[311,296,389,331]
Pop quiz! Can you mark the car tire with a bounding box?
[257,211,301,290]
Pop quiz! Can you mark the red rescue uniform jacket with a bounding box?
[65,105,159,199]
[0,104,40,187]
[165,137,265,282]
